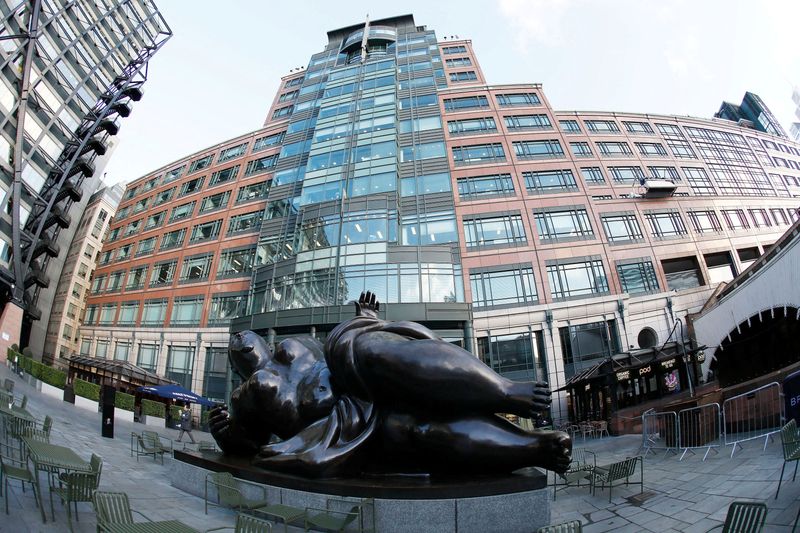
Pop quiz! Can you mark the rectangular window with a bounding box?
[162,165,185,184]
[217,247,256,278]
[116,244,132,261]
[98,304,116,325]
[125,266,148,290]
[609,166,645,183]
[228,211,262,235]
[504,114,552,130]
[209,165,240,186]
[307,149,347,171]
[95,340,109,358]
[523,169,577,193]
[645,211,687,237]
[137,344,158,371]
[560,120,581,133]
[559,321,619,379]
[547,258,609,300]
[449,71,477,82]
[534,208,594,241]
[144,211,165,230]
[513,140,564,160]
[656,123,683,137]
[570,142,593,157]
[190,219,222,243]
[443,95,489,112]
[683,167,715,195]
[208,293,248,326]
[199,191,230,213]
[118,302,139,326]
[457,173,515,200]
[617,260,660,295]
[687,210,722,233]
[585,120,620,133]
[80,339,92,356]
[107,271,124,292]
[180,254,213,283]
[445,57,472,67]
[398,172,449,197]
[400,211,456,246]
[165,345,194,389]
[661,256,704,291]
[749,209,771,228]
[149,261,177,287]
[580,167,605,184]
[272,106,292,119]
[463,213,527,248]
[636,142,668,157]
[647,166,680,181]
[771,208,789,226]
[398,93,438,110]
[623,121,654,134]
[601,213,644,243]
[722,209,750,230]
[83,244,95,259]
[496,93,541,107]
[245,154,278,176]
[597,141,633,156]
[132,198,149,213]
[236,181,270,203]
[452,143,506,165]
[124,220,141,236]
[478,331,548,382]
[141,299,167,326]
[667,139,696,158]
[91,275,106,294]
[399,142,445,162]
[278,90,298,102]
[188,154,213,174]
[447,117,497,135]
[398,116,441,134]
[84,305,98,325]
[153,187,175,206]
[170,298,204,327]
[442,45,467,54]
[252,131,285,152]
[159,228,185,250]
[470,265,538,308]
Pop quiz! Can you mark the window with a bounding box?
[400,211,456,245]
[399,142,445,162]
[99,250,112,265]
[124,220,141,236]
[656,123,683,136]
[165,345,194,389]
[463,213,527,248]
[169,201,195,222]
[272,106,292,119]
[647,166,680,181]
[208,293,248,326]
[617,259,660,295]
[445,57,472,67]
[398,93,438,110]
[442,45,467,54]
[307,149,346,171]
[559,321,619,379]
[570,142,593,157]
[107,271,124,292]
[580,167,605,184]
[83,244,95,259]
[496,93,540,107]
[190,219,222,242]
[505,114,552,130]
[217,247,256,278]
[98,304,116,325]
[115,207,129,222]
[80,339,92,356]
[470,265,538,308]
[683,167,715,195]
[597,141,633,156]
[141,299,167,326]
[199,191,230,213]
[153,187,175,206]
[149,260,177,287]
[107,227,121,242]
[623,121,654,134]
[513,140,564,160]
[722,209,750,230]
[95,340,109,358]
[162,165,185,183]
[228,211,262,235]
[91,275,106,293]
[76,263,88,279]
[140,210,164,231]
[477,331,548,382]
[398,116,441,134]
[84,305,98,325]
[449,71,477,82]
[252,131,285,152]
[66,303,77,319]
[771,208,789,226]
[170,298,204,327]
[443,95,489,112]
[547,258,609,299]
[687,210,722,233]
[125,266,148,290]
[236,181,269,203]
[661,256,704,290]
[159,228,185,250]
[117,302,139,326]
[749,209,771,228]
[245,155,278,176]
[457,173,515,200]
[560,120,581,133]
[278,90,298,102]
[209,165,239,186]
[609,166,644,183]
[399,172,450,197]
[601,213,644,243]
[452,143,506,165]
[188,154,213,174]
[635,142,668,157]
[585,120,620,133]
[534,208,594,241]
[62,324,72,341]
[523,169,578,193]
[666,139,696,158]
[180,254,213,283]
[265,199,294,220]
[645,211,687,237]
[137,344,158,371]
[142,177,160,192]
[447,117,497,135]
[180,177,204,196]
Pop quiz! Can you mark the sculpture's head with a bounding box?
[229,330,271,379]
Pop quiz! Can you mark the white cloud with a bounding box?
[497,0,574,52]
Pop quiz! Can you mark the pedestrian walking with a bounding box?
[176,403,196,444]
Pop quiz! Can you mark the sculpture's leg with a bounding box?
[353,332,550,418]
[381,413,572,474]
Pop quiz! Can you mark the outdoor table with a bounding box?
[0,402,35,442]
[22,435,92,523]
[103,520,201,532]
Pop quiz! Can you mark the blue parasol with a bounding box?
[136,384,218,407]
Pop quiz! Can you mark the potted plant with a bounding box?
[73,378,100,412]
[114,391,135,423]
[140,398,166,427]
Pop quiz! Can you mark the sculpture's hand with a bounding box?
[354,290,380,318]
[208,404,232,439]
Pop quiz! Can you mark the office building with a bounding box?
[715,91,788,138]
[0,0,171,358]
[82,15,800,420]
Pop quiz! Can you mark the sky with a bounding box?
[101,0,800,186]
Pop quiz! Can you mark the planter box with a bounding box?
[74,395,99,413]
[115,409,134,423]
[141,414,165,427]
[40,381,63,400]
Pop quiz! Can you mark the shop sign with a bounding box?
[638,365,652,377]
[584,384,591,391]
[615,370,630,381]
[660,359,677,371]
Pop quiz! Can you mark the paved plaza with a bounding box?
[0,361,798,532]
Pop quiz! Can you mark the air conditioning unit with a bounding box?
[642,179,677,198]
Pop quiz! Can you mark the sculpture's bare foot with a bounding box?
[535,431,572,474]
[505,381,552,418]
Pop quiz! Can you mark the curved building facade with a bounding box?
[81,15,799,419]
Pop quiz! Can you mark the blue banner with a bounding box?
[784,369,800,424]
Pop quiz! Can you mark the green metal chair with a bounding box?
[592,456,644,502]
[24,415,53,442]
[50,471,99,531]
[93,490,155,531]
[204,471,270,514]
[90,453,103,480]
[553,448,596,500]
[207,513,274,532]
[0,441,39,514]
[304,498,372,532]
[537,519,583,533]
[775,418,800,499]
[134,431,172,464]
[707,501,767,533]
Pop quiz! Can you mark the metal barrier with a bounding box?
[677,403,721,461]
[641,408,679,457]
[722,381,784,458]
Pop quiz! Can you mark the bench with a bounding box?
[592,456,643,502]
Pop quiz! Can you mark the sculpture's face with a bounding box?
[229,331,270,379]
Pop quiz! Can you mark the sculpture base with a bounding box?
[171,450,550,533]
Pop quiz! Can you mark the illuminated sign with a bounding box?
[660,359,677,371]
[638,365,652,377]
[616,370,630,381]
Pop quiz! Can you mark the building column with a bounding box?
[0,302,24,362]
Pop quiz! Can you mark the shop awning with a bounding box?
[67,356,174,388]
[136,384,218,407]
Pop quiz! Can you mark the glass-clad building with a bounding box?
[81,15,800,421]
